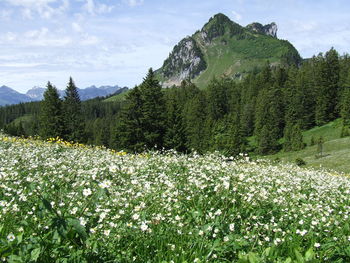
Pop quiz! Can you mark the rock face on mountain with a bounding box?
[246,22,278,38]
[26,86,47,100]
[160,37,207,86]
[156,13,301,87]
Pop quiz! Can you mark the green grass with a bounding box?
[103,90,129,102]
[2,134,350,262]
[266,119,350,174]
[192,33,294,88]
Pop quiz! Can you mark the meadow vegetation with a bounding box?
[1,134,350,262]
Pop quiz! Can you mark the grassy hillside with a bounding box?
[266,119,350,173]
[156,13,301,88]
[103,89,129,102]
[1,134,350,262]
[192,33,294,88]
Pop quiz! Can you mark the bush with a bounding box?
[295,157,306,166]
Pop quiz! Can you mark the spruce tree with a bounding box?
[164,90,187,152]
[340,70,350,136]
[254,84,284,154]
[183,91,208,153]
[114,86,145,152]
[139,68,166,149]
[315,48,340,125]
[63,77,85,142]
[39,82,63,139]
[290,123,305,151]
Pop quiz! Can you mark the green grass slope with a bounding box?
[156,13,301,88]
[192,33,296,88]
[266,119,350,174]
[103,89,129,102]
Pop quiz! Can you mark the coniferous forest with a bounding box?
[1,48,350,156]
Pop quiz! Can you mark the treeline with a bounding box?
[1,47,350,155]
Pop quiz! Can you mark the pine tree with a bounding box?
[183,91,208,153]
[290,123,305,151]
[340,70,350,137]
[315,48,340,125]
[114,86,145,152]
[139,68,166,149]
[206,78,229,121]
[63,77,85,142]
[254,84,284,154]
[283,122,293,152]
[39,82,63,139]
[164,90,187,152]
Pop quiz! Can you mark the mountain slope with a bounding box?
[156,13,301,87]
[1,85,127,106]
[0,86,34,106]
[265,119,350,174]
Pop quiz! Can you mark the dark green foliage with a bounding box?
[340,86,350,126]
[163,89,187,152]
[63,77,85,142]
[295,157,306,166]
[314,48,340,125]
[206,78,230,120]
[254,81,284,154]
[183,90,209,153]
[290,123,305,151]
[114,69,166,152]
[114,86,145,152]
[202,13,244,41]
[139,68,166,149]
[39,82,64,139]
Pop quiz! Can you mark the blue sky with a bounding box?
[0,0,349,93]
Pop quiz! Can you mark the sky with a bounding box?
[0,0,349,93]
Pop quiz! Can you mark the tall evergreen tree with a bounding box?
[114,86,145,152]
[254,84,284,154]
[39,82,63,139]
[63,77,85,142]
[139,68,166,149]
[183,91,208,153]
[315,48,340,125]
[164,90,187,152]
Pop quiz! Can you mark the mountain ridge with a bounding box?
[0,85,128,106]
[156,13,301,87]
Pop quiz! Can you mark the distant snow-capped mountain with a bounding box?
[0,85,127,106]
[0,85,33,106]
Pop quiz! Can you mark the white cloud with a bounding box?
[80,34,99,45]
[83,0,95,15]
[0,9,13,20]
[72,22,83,33]
[4,0,68,19]
[124,0,144,7]
[83,0,114,15]
[231,10,242,21]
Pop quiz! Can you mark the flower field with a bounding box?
[1,135,350,262]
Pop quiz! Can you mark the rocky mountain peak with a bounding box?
[201,13,243,43]
[246,22,278,38]
[157,36,206,86]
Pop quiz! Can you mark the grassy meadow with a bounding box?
[1,134,350,262]
[266,119,350,174]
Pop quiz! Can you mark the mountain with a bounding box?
[78,85,122,101]
[0,86,34,106]
[156,13,301,87]
[25,86,47,100]
[0,85,127,106]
